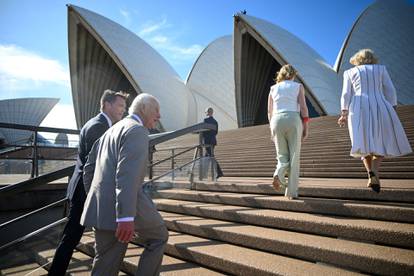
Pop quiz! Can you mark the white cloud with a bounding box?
[138,18,169,36]
[150,35,169,44]
[137,19,203,61]
[0,44,70,91]
[120,8,131,26]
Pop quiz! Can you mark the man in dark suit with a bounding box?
[202,107,224,179]
[48,90,127,275]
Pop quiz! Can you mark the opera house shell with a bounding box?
[186,35,237,129]
[335,0,414,106]
[68,0,413,131]
[0,98,58,145]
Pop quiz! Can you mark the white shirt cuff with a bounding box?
[116,217,134,222]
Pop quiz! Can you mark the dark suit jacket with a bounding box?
[66,113,109,200]
[202,116,218,146]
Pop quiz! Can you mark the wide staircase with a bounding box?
[1,107,414,275]
[153,105,414,178]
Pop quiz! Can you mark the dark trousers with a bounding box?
[48,184,86,275]
[205,145,223,178]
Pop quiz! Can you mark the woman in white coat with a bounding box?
[268,64,309,199]
[338,49,412,192]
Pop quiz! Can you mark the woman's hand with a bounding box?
[338,110,348,127]
[302,122,309,141]
[337,115,347,127]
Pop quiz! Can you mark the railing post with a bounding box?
[210,145,215,181]
[148,146,154,180]
[198,133,204,181]
[188,146,199,189]
[171,149,175,181]
[31,131,39,178]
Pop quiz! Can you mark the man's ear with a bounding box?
[102,101,110,111]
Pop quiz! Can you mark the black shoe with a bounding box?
[368,171,381,193]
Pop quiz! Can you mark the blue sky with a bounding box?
[0,0,384,129]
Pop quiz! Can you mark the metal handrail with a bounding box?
[0,165,75,197]
[0,122,215,196]
[146,122,215,179]
[146,156,203,186]
[2,144,77,150]
[0,218,68,252]
[150,145,197,168]
[154,145,198,152]
[0,122,80,135]
[148,122,216,147]
[0,122,80,177]
[0,198,67,228]
[0,122,218,253]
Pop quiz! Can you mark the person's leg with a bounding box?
[135,224,169,276]
[362,155,373,173]
[48,185,86,275]
[372,155,384,177]
[211,146,223,178]
[205,145,212,157]
[285,113,302,199]
[371,155,383,191]
[363,155,380,192]
[92,228,128,276]
[272,114,289,189]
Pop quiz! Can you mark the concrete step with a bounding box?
[153,189,414,223]
[189,170,414,179]
[189,180,414,203]
[152,156,414,166]
[36,248,107,275]
[214,157,414,165]
[0,263,48,275]
[78,231,225,275]
[154,198,414,248]
[160,211,414,275]
[164,230,362,276]
[219,164,414,171]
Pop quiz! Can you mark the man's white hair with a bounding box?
[129,93,159,115]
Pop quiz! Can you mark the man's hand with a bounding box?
[115,221,135,243]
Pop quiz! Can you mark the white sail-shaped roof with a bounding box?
[0,98,58,144]
[335,0,414,105]
[186,35,237,130]
[234,14,341,124]
[68,5,193,130]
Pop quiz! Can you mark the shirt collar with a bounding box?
[131,114,143,125]
[100,112,112,127]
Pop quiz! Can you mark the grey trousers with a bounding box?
[270,111,302,198]
[92,224,169,276]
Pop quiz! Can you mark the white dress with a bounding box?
[341,64,412,158]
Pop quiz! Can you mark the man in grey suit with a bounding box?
[49,89,127,275]
[81,93,168,276]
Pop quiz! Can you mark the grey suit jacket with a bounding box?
[81,116,164,231]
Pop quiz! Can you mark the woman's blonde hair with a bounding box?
[275,64,297,83]
[349,49,378,66]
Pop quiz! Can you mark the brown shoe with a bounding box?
[272,176,282,191]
